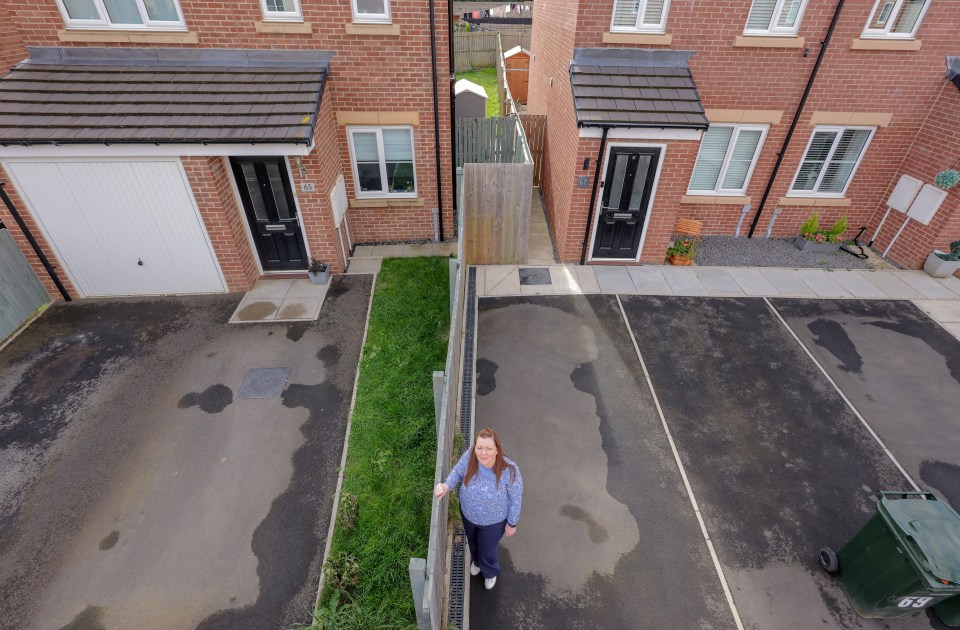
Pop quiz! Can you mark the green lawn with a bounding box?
[310,257,450,629]
[456,66,499,117]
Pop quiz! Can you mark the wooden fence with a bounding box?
[0,228,49,343]
[454,31,531,71]
[519,114,545,186]
[462,162,533,264]
[455,117,527,166]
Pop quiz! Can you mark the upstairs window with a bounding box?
[611,0,670,33]
[790,127,875,196]
[862,0,930,38]
[688,124,767,195]
[351,0,391,23]
[347,127,417,198]
[260,0,302,21]
[744,0,808,35]
[56,0,186,29]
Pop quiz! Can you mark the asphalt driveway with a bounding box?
[472,294,959,630]
[0,275,372,630]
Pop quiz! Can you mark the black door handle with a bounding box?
[138,259,144,266]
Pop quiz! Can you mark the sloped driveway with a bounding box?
[0,275,372,630]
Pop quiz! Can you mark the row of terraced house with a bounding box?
[0,0,958,301]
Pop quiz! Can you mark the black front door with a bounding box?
[592,147,660,259]
[230,157,307,271]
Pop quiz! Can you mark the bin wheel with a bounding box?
[819,547,839,573]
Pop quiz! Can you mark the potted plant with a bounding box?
[307,258,329,285]
[794,213,847,252]
[666,236,697,266]
[923,240,960,278]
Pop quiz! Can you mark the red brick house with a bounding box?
[0,0,453,298]
[527,0,959,269]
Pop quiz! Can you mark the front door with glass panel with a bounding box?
[230,157,307,271]
[592,147,660,260]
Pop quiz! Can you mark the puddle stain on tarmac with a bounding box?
[98,531,119,551]
[920,460,960,510]
[866,319,960,384]
[286,322,310,342]
[58,605,105,630]
[177,385,233,414]
[808,319,864,373]
[559,504,609,543]
[475,358,498,396]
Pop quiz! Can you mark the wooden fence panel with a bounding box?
[0,228,49,342]
[454,31,530,71]
[519,114,546,186]
[455,117,519,167]
[463,162,533,264]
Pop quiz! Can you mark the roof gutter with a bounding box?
[580,125,610,265]
[746,0,845,238]
[0,182,71,301]
[576,121,709,130]
[429,0,445,241]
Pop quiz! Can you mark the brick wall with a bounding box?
[530,0,960,264]
[0,3,26,72]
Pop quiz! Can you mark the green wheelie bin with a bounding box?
[934,593,960,627]
[818,491,960,620]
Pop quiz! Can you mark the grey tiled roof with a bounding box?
[570,48,708,129]
[0,47,331,145]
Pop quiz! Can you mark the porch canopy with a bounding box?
[0,47,332,147]
[570,48,708,129]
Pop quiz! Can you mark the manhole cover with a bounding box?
[519,267,551,285]
[238,368,291,399]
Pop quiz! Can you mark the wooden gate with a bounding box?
[519,114,545,186]
[0,228,50,343]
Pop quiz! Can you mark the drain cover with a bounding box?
[238,368,291,399]
[519,267,551,285]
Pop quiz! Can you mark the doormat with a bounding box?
[238,367,291,399]
[519,267,551,285]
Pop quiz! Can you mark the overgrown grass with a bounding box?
[310,257,450,629]
[456,66,499,117]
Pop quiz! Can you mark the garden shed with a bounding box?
[504,46,530,104]
[455,79,488,118]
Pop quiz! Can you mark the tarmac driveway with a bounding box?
[0,275,372,630]
[472,293,959,630]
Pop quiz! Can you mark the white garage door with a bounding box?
[3,159,225,297]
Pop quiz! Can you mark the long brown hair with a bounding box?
[464,427,517,489]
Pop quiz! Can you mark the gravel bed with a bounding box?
[695,236,874,269]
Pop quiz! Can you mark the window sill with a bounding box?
[681,195,751,205]
[345,23,400,36]
[255,20,312,34]
[58,28,197,43]
[733,35,805,48]
[850,38,921,51]
[350,197,423,208]
[779,197,852,207]
[602,31,672,45]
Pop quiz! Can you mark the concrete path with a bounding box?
[346,241,456,275]
[526,189,556,265]
[0,276,372,630]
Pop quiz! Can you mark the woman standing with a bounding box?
[434,427,523,590]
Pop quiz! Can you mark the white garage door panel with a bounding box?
[4,160,225,297]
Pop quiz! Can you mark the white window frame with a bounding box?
[788,126,876,198]
[861,0,931,39]
[259,0,302,22]
[610,0,670,34]
[54,0,187,29]
[743,0,809,36]
[346,126,417,199]
[687,124,768,195]
[350,0,391,24]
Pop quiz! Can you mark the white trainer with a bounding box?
[470,562,481,577]
[484,576,497,590]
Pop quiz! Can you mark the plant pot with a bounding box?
[668,255,693,266]
[923,251,960,278]
[307,268,329,285]
[794,236,840,253]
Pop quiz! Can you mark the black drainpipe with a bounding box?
[0,182,71,301]
[747,0,845,238]
[448,0,457,237]
[580,126,610,264]
[429,0,445,241]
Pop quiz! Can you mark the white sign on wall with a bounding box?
[329,174,348,228]
[886,174,923,213]
[906,184,948,226]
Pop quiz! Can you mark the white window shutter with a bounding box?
[612,0,640,28]
[746,0,776,30]
[721,129,763,190]
[689,127,733,191]
[643,0,666,25]
[792,130,836,191]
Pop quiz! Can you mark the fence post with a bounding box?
[408,557,431,630]
[433,371,445,431]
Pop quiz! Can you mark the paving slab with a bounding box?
[345,258,381,274]
[727,268,779,296]
[760,268,818,297]
[795,269,852,298]
[573,266,601,293]
[661,267,707,295]
[471,295,735,629]
[620,296,925,630]
[831,271,890,299]
[770,299,960,511]
[694,268,745,296]
[911,299,960,323]
[0,276,373,630]
[855,271,923,299]
[900,272,960,300]
[626,266,673,295]
[484,265,520,296]
[548,265,580,294]
[593,265,636,294]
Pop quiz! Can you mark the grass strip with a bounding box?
[311,257,451,629]
[455,66,499,117]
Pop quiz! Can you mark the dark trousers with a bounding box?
[461,511,507,579]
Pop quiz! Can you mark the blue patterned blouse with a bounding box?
[444,449,523,527]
